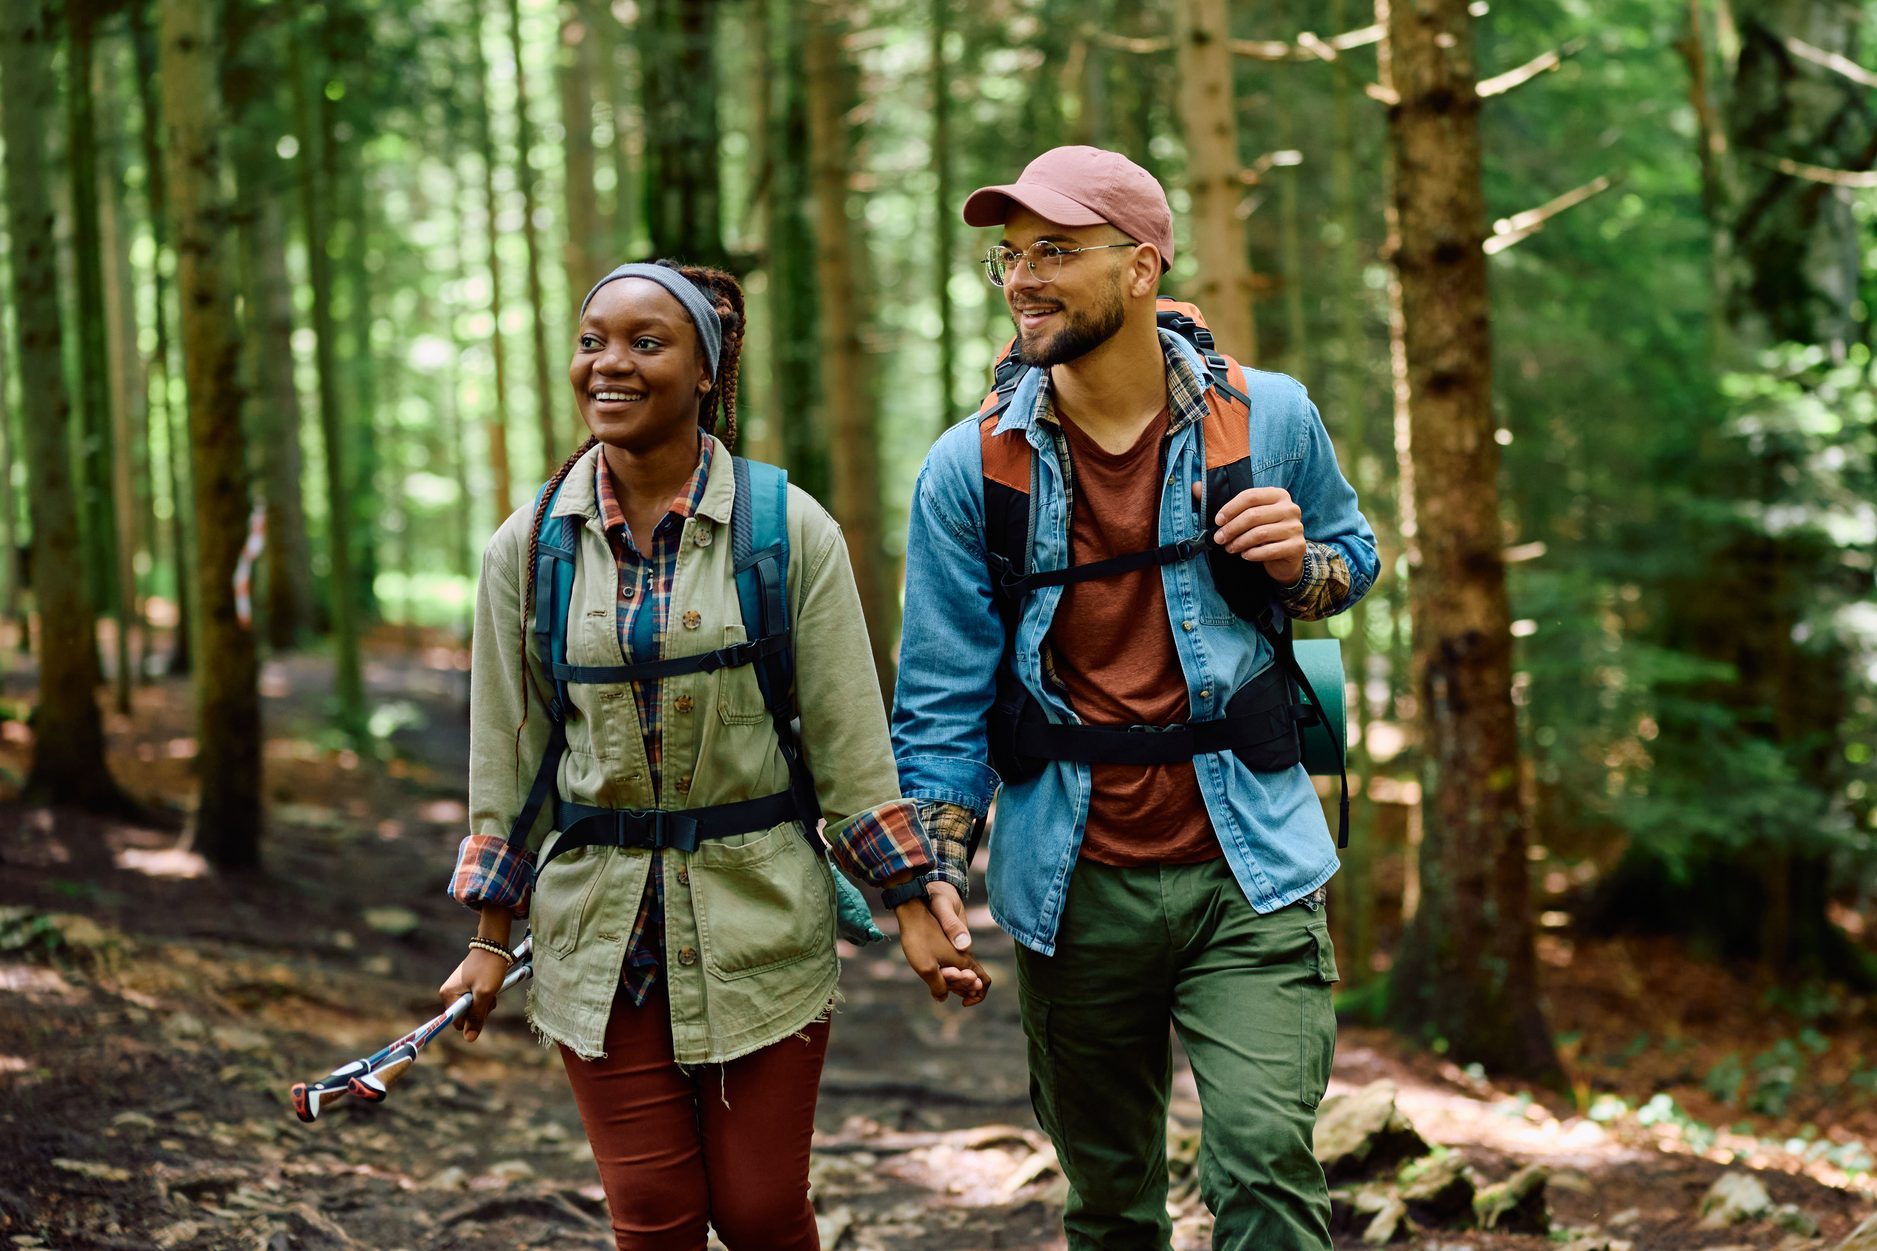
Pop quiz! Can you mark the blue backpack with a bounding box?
[504,455,885,945]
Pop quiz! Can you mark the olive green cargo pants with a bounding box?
[1013,857,1338,1250]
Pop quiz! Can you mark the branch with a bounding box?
[1483,173,1618,254]
[1087,29,1169,54]
[1783,35,1877,90]
[1477,37,1588,97]
[1232,23,1384,62]
[1745,151,1877,188]
[1365,82,1400,106]
[1237,150,1304,185]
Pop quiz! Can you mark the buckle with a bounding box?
[1173,533,1211,561]
[612,808,666,848]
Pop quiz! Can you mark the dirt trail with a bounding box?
[1,640,1872,1249]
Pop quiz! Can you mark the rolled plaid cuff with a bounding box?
[824,799,933,890]
[1274,540,1352,622]
[916,799,975,902]
[449,832,534,918]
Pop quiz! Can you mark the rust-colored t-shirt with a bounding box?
[1050,406,1219,866]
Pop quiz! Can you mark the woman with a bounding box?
[439,260,987,1251]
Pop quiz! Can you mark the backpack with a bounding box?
[976,297,1349,847]
[503,454,886,945]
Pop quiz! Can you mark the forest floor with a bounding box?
[2,632,1876,1250]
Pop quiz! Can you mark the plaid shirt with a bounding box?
[453,439,932,1002]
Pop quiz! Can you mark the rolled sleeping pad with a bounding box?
[1293,638,1346,777]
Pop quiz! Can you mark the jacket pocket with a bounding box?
[715,624,772,725]
[1299,920,1339,1108]
[692,824,833,979]
[531,835,615,958]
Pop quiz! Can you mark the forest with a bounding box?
[1,0,1875,1247]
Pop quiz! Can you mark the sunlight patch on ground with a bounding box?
[0,962,77,996]
[114,845,209,879]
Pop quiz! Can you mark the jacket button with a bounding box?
[676,866,690,885]
[1199,688,1212,700]
[694,530,712,547]
[677,774,692,794]
[675,695,695,713]
[682,610,701,630]
[678,946,697,965]
[1182,620,1196,632]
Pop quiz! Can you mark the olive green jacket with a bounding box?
[469,439,923,1063]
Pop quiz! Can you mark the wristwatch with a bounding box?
[880,877,930,910]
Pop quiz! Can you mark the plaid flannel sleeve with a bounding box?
[1273,540,1353,623]
[449,832,534,918]
[915,800,976,901]
[823,799,933,893]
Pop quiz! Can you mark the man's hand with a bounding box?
[897,896,991,1007]
[1198,481,1305,586]
[925,881,973,954]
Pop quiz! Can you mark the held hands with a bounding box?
[438,948,513,1043]
[1197,481,1305,587]
[897,881,991,1007]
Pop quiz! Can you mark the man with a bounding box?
[893,146,1378,1249]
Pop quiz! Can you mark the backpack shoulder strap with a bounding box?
[731,457,822,826]
[979,409,1034,630]
[509,476,582,845]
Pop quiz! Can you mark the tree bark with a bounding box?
[162,0,264,867]
[805,1,894,698]
[507,0,564,474]
[1172,0,1257,361]
[931,0,958,435]
[1375,0,1562,1085]
[560,0,603,302]
[2,0,128,809]
[473,3,516,513]
[642,0,728,269]
[291,17,366,742]
[764,0,829,499]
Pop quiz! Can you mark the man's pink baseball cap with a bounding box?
[962,146,1174,272]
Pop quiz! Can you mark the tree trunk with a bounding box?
[130,0,192,675]
[1172,0,1257,361]
[506,0,563,474]
[342,150,381,626]
[2,0,129,810]
[162,0,264,867]
[97,39,146,703]
[596,0,638,256]
[931,0,958,436]
[805,1,893,698]
[0,281,19,652]
[291,18,366,743]
[249,196,317,651]
[473,4,516,512]
[641,0,728,269]
[560,0,603,302]
[1375,0,1561,1085]
[764,0,828,499]
[66,0,129,698]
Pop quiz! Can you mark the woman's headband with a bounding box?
[579,263,722,377]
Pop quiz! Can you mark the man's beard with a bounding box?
[1014,274,1127,367]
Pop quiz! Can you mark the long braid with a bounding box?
[513,434,599,762]
[655,259,745,450]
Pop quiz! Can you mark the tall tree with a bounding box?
[472,6,516,514]
[162,0,263,866]
[641,0,728,269]
[559,0,603,302]
[1,0,132,810]
[506,0,562,473]
[806,1,893,696]
[1172,0,1258,360]
[1376,0,1562,1084]
[291,9,367,742]
[931,0,958,434]
[762,0,829,499]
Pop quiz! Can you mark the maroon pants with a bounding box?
[558,980,829,1251]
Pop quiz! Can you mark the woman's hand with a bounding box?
[438,948,514,1043]
[896,899,991,1007]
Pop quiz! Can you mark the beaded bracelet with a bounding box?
[467,936,516,965]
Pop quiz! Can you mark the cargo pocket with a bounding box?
[715,624,772,725]
[693,825,832,979]
[531,836,615,959]
[1300,921,1339,1108]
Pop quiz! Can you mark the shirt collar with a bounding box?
[594,436,716,538]
[994,329,1214,438]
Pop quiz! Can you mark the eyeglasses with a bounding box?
[982,240,1137,287]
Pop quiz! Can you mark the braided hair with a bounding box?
[513,261,748,755]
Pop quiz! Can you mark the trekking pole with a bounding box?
[290,935,534,1123]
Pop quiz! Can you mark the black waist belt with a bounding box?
[543,789,805,866]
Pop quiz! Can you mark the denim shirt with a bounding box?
[891,330,1379,955]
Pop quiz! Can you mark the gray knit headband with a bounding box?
[579,263,722,377]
